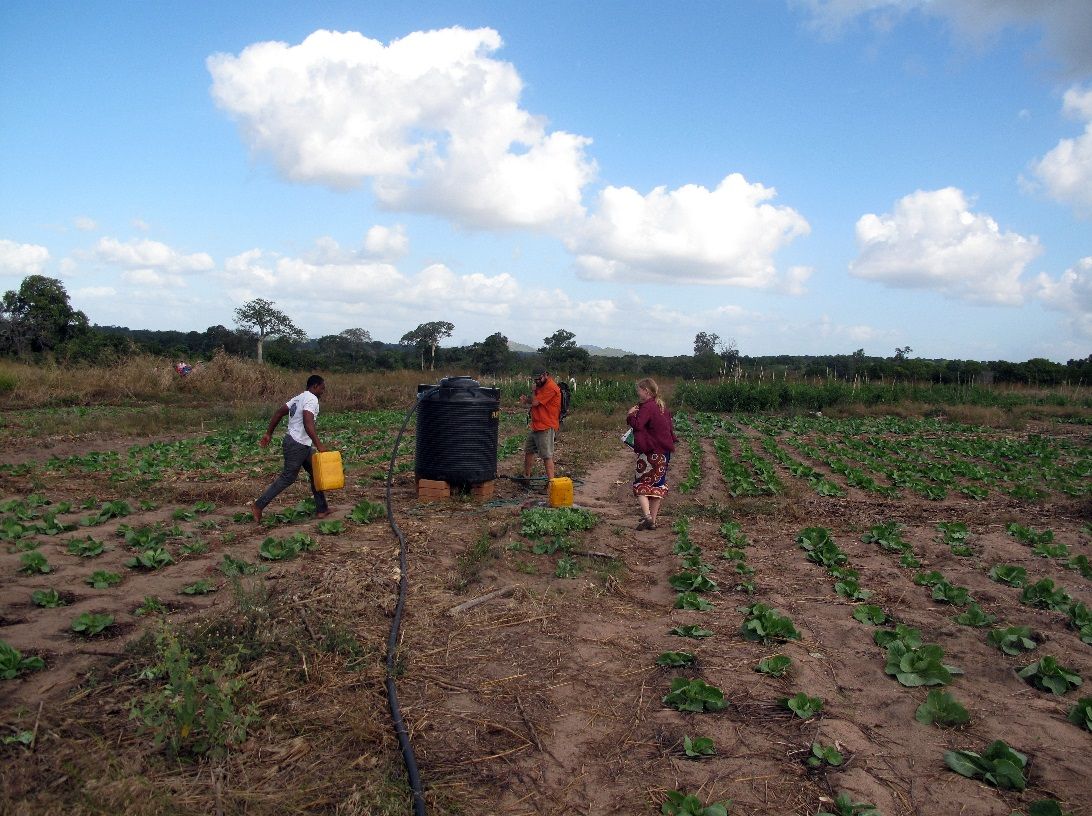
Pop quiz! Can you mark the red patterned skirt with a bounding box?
[633,452,670,498]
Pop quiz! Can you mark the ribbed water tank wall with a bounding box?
[415,377,500,485]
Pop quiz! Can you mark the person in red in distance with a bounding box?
[518,368,562,486]
[250,374,330,522]
[626,377,677,530]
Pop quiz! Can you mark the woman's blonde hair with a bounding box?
[637,377,665,411]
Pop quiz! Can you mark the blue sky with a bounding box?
[1,0,1090,362]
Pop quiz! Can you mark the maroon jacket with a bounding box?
[627,399,677,455]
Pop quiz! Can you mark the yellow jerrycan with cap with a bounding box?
[311,450,345,492]
[548,476,573,508]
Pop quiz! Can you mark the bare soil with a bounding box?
[1,418,1090,816]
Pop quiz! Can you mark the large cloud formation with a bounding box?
[570,174,812,288]
[208,28,595,230]
[209,28,810,291]
[1028,85,1092,216]
[849,187,1042,305]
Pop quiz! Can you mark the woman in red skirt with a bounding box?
[626,378,677,530]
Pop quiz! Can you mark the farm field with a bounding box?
[1,392,1090,815]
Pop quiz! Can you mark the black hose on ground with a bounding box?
[383,388,435,816]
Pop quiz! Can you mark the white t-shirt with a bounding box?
[285,390,320,446]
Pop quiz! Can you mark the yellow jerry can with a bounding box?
[311,450,345,491]
[548,476,573,508]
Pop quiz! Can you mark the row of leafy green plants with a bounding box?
[675,380,1092,413]
[654,516,882,816]
[849,519,1089,812]
[743,414,1089,501]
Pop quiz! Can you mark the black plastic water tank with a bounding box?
[415,376,500,485]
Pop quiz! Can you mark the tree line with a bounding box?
[2,275,1089,386]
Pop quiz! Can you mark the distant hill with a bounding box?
[508,341,634,357]
[580,344,634,358]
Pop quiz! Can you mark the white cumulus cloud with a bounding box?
[93,237,214,274]
[569,174,811,288]
[208,27,596,230]
[364,225,408,259]
[1036,256,1092,337]
[0,240,50,276]
[1027,85,1092,215]
[850,187,1042,305]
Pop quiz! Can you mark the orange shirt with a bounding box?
[530,376,562,431]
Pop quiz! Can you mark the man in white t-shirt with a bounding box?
[250,374,330,522]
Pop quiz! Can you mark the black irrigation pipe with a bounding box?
[383,388,435,816]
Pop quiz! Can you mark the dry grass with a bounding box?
[0,354,480,413]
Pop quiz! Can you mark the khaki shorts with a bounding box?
[524,428,555,459]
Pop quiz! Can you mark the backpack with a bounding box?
[558,380,571,426]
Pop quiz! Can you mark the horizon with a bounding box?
[2,1,1090,363]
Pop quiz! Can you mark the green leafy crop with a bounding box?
[756,655,793,677]
[180,580,216,596]
[670,571,718,593]
[0,640,45,680]
[914,689,969,727]
[862,520,907,552]
[660,790,729,816]
[520,506,597,538]
[883,641,962,687]
[1017,656,1082,695]
[807,741,844,768]
[1069,602,1092,645]
[31,588,66,608]
[873,624,922,650]
[1020,579,1072,612]
[944,740,1026,790]
[953,603,996,627]
[740,603,801,644]
[317,519,345,535]
[782,692,823,719]
[1067,697,1092,732]
[348,500,385,524]
[71,612,115,637]
[1006,522,1053,547]
[670,625,714,639]
[86,570,122,589]
[675,592,714,611]
[682,735,716,759]
[66,536,107,558]
[988,564,1028,587]
[662,678,727,713]
[852,605,887,625]
[986,626,1037,656]
[124,547,175,570]
[18,551,51,575]
[931,581,972,606]
[656,651,696,668]
[816,792,880,816]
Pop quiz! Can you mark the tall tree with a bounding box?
[471,331,512,375]
[233,298,306,363]
[539,328,590,371]
[400,320,454,370]
[693,331,720,356]
[0,275,88,357]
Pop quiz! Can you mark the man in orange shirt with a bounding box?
[518,368,562,484]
